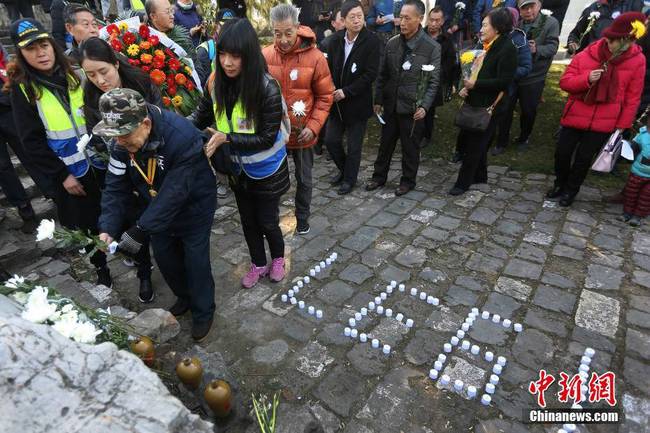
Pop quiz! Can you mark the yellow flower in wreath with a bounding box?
[172,95,183,107]
[127,44,140,57]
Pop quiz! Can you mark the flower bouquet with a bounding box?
[100,18,202,116]
[411,64,436,137]
[35,219,119,256]
[459,49,485,81]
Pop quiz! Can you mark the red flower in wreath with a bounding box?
[107,23,119,35]
[148,35,160,46]
[186,80,195,91]
[122,31,137,45]
[164,47,174,57]
[141,65,151,73]
[128,59,141,66]
[174,73,187,86]
[139,24,150,39]
[167,85,177,96]
[150,69,166,86]
[152,57,165,69]
[167,58,181,71]
[140,53,153,64]
[110,38,123,51]
[162,96,171,107]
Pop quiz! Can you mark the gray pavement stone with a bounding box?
[466,253,504,275]
[551,244,584,261]
[347,343,389,376]
[494,277,533,302]
[563,221,592,238]
[395,246,427,268]
[532,285,576,314]
[339,263,374,285]
[341,226,382,252]
[558,233,588,249]
[591,252,624,269]
[628,309,650,330]
[626,329,650,361]
[503,258,543,281]
[431,215,462,230]
[630,295,650,313]
[443,285,479,307]
[420,226,449,241]
[495,220,524,237]
[419,267,447,284]
[251,339,289,365]
[571,326,617,354]
[622,394,650,433]
[592,233,624,251]
[468,319,509,346]
[456,275,487,292]
[502,210,529,223]
[38,259,70,277]
[483,292,523,317]
[633,270,650,289]
[575,290,620,338]
[541,272,576,289]
[367,211,402,228]
[523,231,554,246]
[296,341,335,378]
[385,198,418,215]
[317,280,355,304]
[313,366,366,417]
[624,357,650,397]
[523,307,569,337]
[437,357,487,397]
[379,265,410,284]
[633,253,650,272]
[403,329,441,365]
[511,329,555,370]
[389,219,421,237]
[449,231,481,246]
[469,207,500,225]
[585,264,625,291]
[515,242,547,264]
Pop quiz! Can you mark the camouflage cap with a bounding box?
[93,88,148,137]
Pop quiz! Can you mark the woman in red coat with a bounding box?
[549,12,646,207]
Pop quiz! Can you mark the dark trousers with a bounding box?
[234,189,284,267]
[5,1,34,21]
[423,106,437,141]
[0,110,54,202]
[371,112,424,188]
[150,222,215,324]
[325,115,367,186]
[454,119,497,190]
[554,127,610,195]
[289,148,313,222]
[496,80,546,148]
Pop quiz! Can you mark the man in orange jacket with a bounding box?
[263,3,334,235]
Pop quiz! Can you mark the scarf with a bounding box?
[482,36,497,52]
[177,1,194,11]
[584,40,627,105]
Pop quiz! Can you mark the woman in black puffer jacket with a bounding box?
[193,18,290,290]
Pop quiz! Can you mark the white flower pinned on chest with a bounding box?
[421,64,435,72]
[351,62,358,73]
[540,9,552,16]
[611,11,621,19]
[76,134,91,153]
[290,69,299,81]
[402,60,412,71]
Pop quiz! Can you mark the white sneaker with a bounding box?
[217,183,229,199]
[122,258,136,267]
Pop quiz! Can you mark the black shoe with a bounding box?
[169,298,190,316]
[192,316,214,342]
[395,184,412,196]
[448,186,466,196]
[18,203,37,234]
[138,278,155,303]
[96,266,113,288]
[297,220,310,235]
[451,152,462,163]
[559,192,576,207]
[337,183,353,195]
[365,180,384,191]
[546,186,564,199]
[491,146,506,156]
[516,139,529,151]
[617,213,632,222]
[330,172,343,186]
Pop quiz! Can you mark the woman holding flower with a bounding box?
[450,8,517,196]
[193,18,290,289]
[79,36,162,303]
[549,12,646,207]
[7,19,112,288]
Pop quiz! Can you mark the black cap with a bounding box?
[11,18,51,49]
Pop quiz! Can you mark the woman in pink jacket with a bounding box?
[549,12,646,207]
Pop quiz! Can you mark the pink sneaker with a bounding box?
[269,257,286,282]
[242,263,268,289]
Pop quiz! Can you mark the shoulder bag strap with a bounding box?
[487,91,504,114]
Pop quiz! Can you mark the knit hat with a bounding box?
[602,12,647,40]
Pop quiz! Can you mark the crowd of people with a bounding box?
[0,0,649,340]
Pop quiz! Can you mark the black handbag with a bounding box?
[454,91,504,132]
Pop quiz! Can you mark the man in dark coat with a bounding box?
[95,89,217,342]
[325,0,380,194]
[50,0,97,49]
[541,0,569,31]
[422,5,457,148]
[63,3,100,64]
[366,0,440,196]
[567,0,643,54]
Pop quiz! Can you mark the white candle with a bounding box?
[579,364,589,373]
[355,312,362,321]
[320,261,326,268]
[461,340,470,350]
[294,286,300,294]
[309,269,316,277]
[434,361,443,371]
[290,297,297,305]
[371,339,379,348]
[502,319,511,328]
[427,296,434,304]
[360,333,367,342]
[316,310,323,319]
[331,252,338,260]
[456,330,465,339]
[350,329,358,338]
[492,314,501,323]
[438,354,447,363]
[432,297,439,306]
[382,344,391,354]
[375,296,382,305]
[450,336,459,346]
[288,289,294,297]
[440,374,450,385]
[481,394,491,405]
[395,313,404,322]
[390,280,397,288]
[485,351,494,362]
[481,311,490,319]
[471,345,480,355]
[304,276,310,284]
[297,281,304,288]
[514,323,523,332]
[467,386,477,399]
[584,347,595,358]
[344,327,351,336]
[581,356,591,365]
[380,292,387,300]
[489,374,499,385]
[419,292,427,300]
[493,364,503,375]
[315,265,321,273]
[361,307,368,316]
[385,308,393,317]
[386,286,393,294]
[398,283,405,292]
[497,356,507,367]
[281,294,288,302]
[472,307,479,315]
[485,383,495,394]
[410,288,418,296]
[461,323,470,332]
[444,343,452,353]
[308,306,315,315]
[377,306,384,315]
[298,300,305,309]
[325,258,331,265]
[454,379,464,391]
[349,318,356,327]
[406,319,414,327]
[368,302,376,310]
[429,369,439,380]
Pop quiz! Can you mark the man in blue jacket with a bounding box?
[366,0,401,44]
[472,0,517,35]
[95,89,217,342]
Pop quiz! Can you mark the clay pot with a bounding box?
[176,357,203,389]
[204,379,233,417]
[129,336,155,367]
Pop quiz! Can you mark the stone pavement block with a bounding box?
[425,305,463,332]
[633,253,650,272]
[624,357,650,397]
[419,267,447,284]
[495,220,524,237]
[313,366,367,417]
[563,221,592,238]
[430,215,461,230]
[404,329,443,365]
[510,201,538,214]
[454,191,486,208]
[251,339,289,365]
[504,259,542,281]
[389,219,421,237]
[361,248,391,268]
[469,207,500,225]
[503,210,529,223]
[449,231,482,246]
[515,242,547,264]
[490,234,518,248]
[627,309,650,330]
[532,285,576,314]
[559,233,587,249]
[469,319,509,346]
[630,295,650,314]
[571,326,617,354]
[541,272,576,289]
[339,263,374,285]
[395,246,427,268]
[420,226,449,241]
[511,329,554,370]
[524,307,568,337]
[483,292,522,317]
[366,211,402,228]
[437,357,487,398]
[575,290,620,338]
[494,277,533,302]
[38,259,70,277]
[551,244,584,261]
[626,329,650,361]
[456,275,487,292]
[369,317,410,347]
[622,394,650,433]
[296,341,335,378]
[443,285,479,307]
[591,252,624,269]
[385,198,418,215]
[341,226,382,252]
[316,280,355,305]
[633,270,650,289]
[301,235,338,259]
[465,253,504,275]
[585,264,624,290]
[379,265,410,284]
[346,343,389,376]
[592,233,624,252]
[567,209,597,226]
[523,231,554,246]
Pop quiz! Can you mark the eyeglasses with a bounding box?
[155,7,174,16]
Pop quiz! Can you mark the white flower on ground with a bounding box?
[52,310,80,339]
[71,321,102,344]
[540,9,552,16]
[589,11,600,19]
[5,274,25,289]
[76,134,91,153]
[35,219,56,242]
[421,64,435,72]
[291,100,307,117]
[21,286,58,323]
[11,291,29,305]
[455,2,466,9]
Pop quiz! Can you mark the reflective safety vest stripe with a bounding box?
[19,82,106,178]
[130,0,145,10]
[213,99,287,180]
[199,39,216,75]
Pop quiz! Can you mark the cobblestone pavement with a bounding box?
[2,147,649,433]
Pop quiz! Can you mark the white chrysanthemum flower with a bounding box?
[540,9,552,16]
[52,312,80,338]
[421,64,435,72]
[21,287,57,324]
[76,134,91,153]
[35,219,56,242]
[455,2,466,9]
[291,100,307,117]
[589,11,601,19]
[71,321,102,344]
[5,274,25,289]
[11,291,29,305]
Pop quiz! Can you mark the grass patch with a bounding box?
[366,64,626,193]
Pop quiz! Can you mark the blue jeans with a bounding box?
[150,222,215,324]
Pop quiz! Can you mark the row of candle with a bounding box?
[556,348,596,433]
